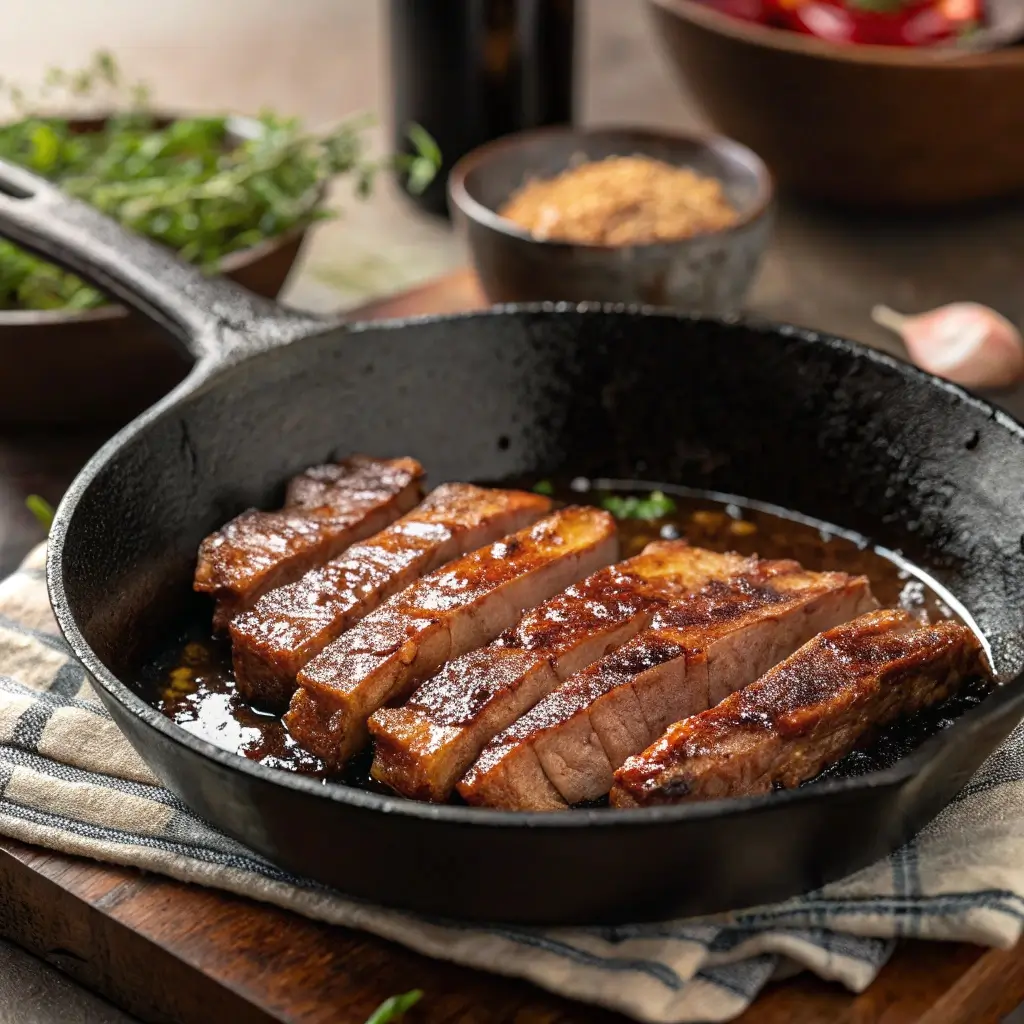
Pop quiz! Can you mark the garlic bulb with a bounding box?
[872,303,1024,391]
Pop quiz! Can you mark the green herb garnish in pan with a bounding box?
[0,52,439,311]
[600,490,677,521]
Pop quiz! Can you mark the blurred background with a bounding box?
[0,0,690,312]
[1,0,1022,395]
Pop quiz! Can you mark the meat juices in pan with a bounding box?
[230,483,551,708]
[610,609,990,807]
[194,455,425,630]
[146,481,991,802]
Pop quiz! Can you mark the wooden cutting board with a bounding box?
[1,270,1023,1024]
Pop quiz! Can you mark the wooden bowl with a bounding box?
[0,115,316,426]
[646,0,1024,209]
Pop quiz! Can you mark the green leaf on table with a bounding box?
[25,495,55,531]
[364,989,423,1024]
[600,490,677,521]
[402,122,441,195]
[406,123,441,169]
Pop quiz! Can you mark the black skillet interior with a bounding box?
[1,160,1023,925]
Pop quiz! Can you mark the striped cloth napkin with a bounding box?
[1,542,1023,1024]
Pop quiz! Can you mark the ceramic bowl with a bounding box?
[448,125,773,313]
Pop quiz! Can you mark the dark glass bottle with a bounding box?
[388,0,577,217]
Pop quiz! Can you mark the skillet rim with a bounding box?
[46,304,1024,830]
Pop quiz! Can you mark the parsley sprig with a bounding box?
[600,490,677,521]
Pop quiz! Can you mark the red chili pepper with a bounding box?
[899,4,958,43]
[846,0,969,45]
[781,1,859,42]
[708,0,983,45]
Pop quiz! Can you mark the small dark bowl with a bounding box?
[0,114,318,426]
[448,125,773,312]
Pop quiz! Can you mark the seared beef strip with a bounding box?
[368,544,756,802]
[230,484,550,708]
[195,456,423,630]
[285,506,618,770]
[460,562,876,810]
[283,462,398,510]
[611,609,988,808]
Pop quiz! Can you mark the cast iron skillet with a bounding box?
[1,161,1023,926]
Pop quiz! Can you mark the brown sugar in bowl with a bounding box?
[499,156,741,246]
[448,126,774,312]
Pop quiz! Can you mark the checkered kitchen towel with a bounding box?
[1,544,1023,1023]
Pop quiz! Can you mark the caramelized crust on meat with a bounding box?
[194,456,424,630]
[284,462,395,510]
[368,544,757,801]
[460,562,877,811]
[285,506,618,770]
[230,484,550,708]
[611,609,989,808]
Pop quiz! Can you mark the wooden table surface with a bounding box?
[1,270,1024,1024]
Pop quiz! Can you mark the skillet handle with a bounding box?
[0,159,332,363]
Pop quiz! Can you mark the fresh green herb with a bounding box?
[364,990,423,1024]
[532,479,554,496]
[0,53,440,311]
[401,123,442,196]
[25,494,55,530]
[600,490,677,521]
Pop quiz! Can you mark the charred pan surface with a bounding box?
[285,506,618,771]
[194,456,424,630]
[229,483,550,708]
[611,608,989,808]
[367,543,757,802]
[461,562,876,811]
